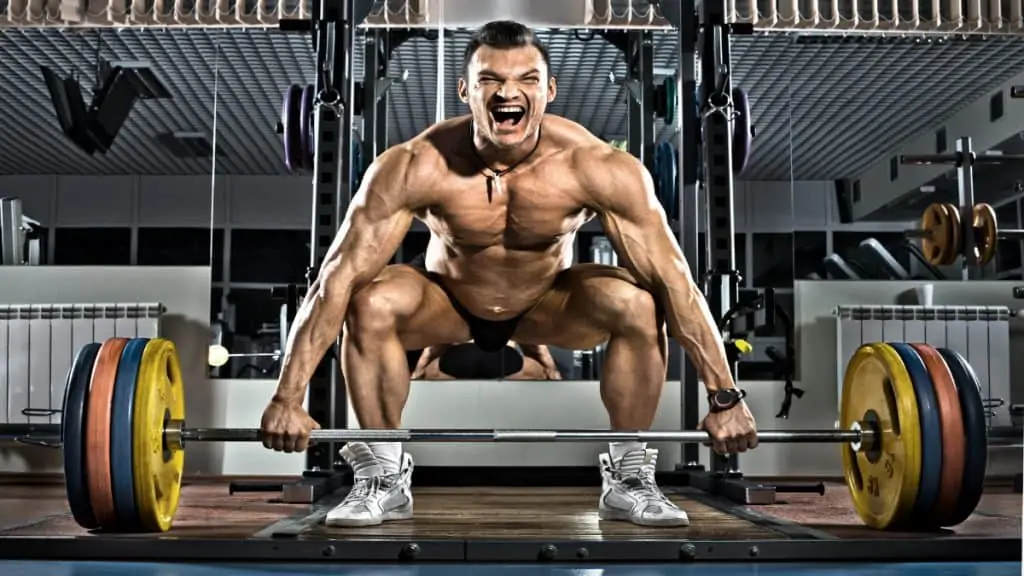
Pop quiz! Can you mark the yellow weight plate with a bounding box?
[840,343,922,530]
[972,202,998,266]
[942,203,962,265]
[133,338,185,532]
[920,203,954,266]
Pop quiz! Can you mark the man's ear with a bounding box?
[547,76,557,103]
[458,78,469,103]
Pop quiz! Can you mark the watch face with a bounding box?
[715,390,734,405]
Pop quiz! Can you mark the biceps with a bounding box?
[321,204,413,288]
[602,211,687,288]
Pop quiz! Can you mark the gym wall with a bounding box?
[0,174,932,478]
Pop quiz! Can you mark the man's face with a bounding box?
[458,44,557,150]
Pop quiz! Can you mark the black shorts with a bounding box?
[406,253,525,353]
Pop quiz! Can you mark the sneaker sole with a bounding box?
[325,507,414,527]
[598,507,690,527]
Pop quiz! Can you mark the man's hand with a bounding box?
[260,398,321,453]
[698,401,758,455]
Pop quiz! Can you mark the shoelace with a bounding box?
[344,475,393,505]
[619,467,673,504]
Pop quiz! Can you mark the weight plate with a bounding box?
[910,343,965,527]
[921,203,954,266]
[731,87,752,174]
[86,337,129,529]
[943,203,962,265]
[300,84,315,170]
[889,342,942,528]
[110,338,149,531]
[972,202,998,265]
[656,141,678,221]
[281,84,303,172]
[840,343,922,530]
[936,347,988,527]
[134,338,186,532]
[62,342,101,530]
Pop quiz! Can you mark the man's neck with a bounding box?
[471,124,540,172]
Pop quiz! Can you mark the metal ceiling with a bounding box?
[0,26,1023,179]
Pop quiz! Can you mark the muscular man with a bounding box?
[411,340,562,380]
[261,20,758,529]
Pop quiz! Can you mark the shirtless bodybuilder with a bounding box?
[260,20,759,528]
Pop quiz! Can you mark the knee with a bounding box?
[605,283,660,340]
[346,281,408,339]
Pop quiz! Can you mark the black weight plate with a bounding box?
[300,84,315,170]
[282,84,303,172]
[936,347,988,526]
[62,342,101,529]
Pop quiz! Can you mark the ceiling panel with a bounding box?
[0,27,1022,182]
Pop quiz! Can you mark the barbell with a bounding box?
[1,337,1011,534]
[909,201,1023,267]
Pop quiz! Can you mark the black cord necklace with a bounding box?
[471,126,543,203]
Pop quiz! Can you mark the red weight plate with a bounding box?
[909,343,965,527]
[85,337,128,529]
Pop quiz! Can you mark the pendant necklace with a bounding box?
[471,127,542,203]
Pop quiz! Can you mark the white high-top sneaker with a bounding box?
[325,442,415,527]
[598,448,689,527]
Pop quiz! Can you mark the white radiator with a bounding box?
[0,303,164,426]
[834,305,1012,428]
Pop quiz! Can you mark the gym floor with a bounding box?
[0,476,1019,567]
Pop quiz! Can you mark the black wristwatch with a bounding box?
[707,388,747,413]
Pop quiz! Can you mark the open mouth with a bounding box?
[490,105,526,128]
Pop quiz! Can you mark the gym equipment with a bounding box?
[300,84,315,170]
[280,84,304,172]
[207,344,280,368]
[909,343,964,527]
[111,338,149,530]
[822,253,861,279]
[937,347,988,527]
[888,343,941,525]
[653,75,677,126]
[3,338,1012,534]
[654,140,678,220]
[840,343,922,530]
[856,238,910,280]
[911,201,1023,267]
[731,87,752,174]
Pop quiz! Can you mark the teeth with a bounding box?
[494,106,524,113]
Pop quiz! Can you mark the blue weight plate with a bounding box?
[110,337,149,531]
[666,143,678,220]
[936,347,988,526]
[62,342,101,529]
[889,342,942,525]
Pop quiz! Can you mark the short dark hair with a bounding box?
[461,20,551,76]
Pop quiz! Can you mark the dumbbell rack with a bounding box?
[901,135,1024,280]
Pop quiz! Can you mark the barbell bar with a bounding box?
[0,422,875,447]
[900,152,1024,166]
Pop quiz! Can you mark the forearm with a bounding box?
[273,276,353,404]
[519,344,555,366]
[658,279,734,392]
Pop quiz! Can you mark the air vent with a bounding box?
[156,132,219,159]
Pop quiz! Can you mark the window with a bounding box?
[230,229,309,284]
[751,233,793,288]
[996,201,1021,272]
[225,288,286,340]
[138,227,225,282]
[793,231,827,279]
[54,228,131,265]
[697,233,747,279]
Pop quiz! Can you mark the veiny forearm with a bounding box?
[657,278,734,392]
[273,275,354,404]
